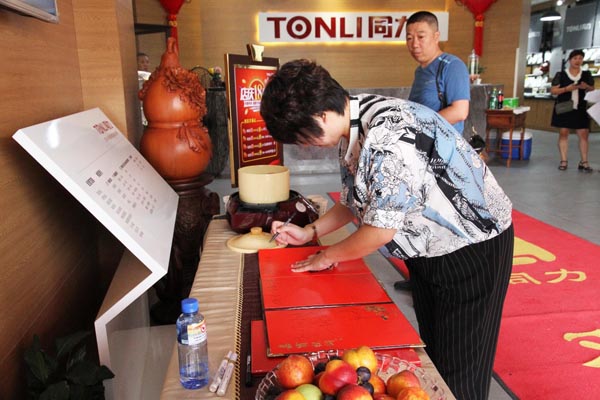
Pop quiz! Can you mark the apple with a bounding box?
[274,389,306,400]
[276,354,315,389]
[342,345,378,374]
[313,371,324,387]
[396,386,430,400]
[386,370,421,398]
[318,359,358,396]
[296,383,323,400]
[336,384,372,400]
[373,394,396,400]
[369,374,386,395]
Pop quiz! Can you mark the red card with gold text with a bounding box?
[258,246,370,278]
[264,303,424,356]
[250,319,421,374]
[259,247,390,309]
[261,272,391,309]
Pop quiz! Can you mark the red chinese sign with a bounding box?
[226,54,281,186]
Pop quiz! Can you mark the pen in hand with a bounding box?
[269,211,297,243]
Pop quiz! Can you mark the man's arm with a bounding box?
[438,99,469,125]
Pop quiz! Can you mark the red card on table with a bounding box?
[261,272,391,309]
[251,320,283,374]
[250,320,421,375]
[258,246,371,278]
[264,303,424,357]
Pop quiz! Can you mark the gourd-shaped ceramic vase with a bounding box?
[139,37,212,181]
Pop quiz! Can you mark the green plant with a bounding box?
[24,331,114,400]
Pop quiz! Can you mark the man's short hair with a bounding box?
[406,11,439,31]
[260,59,348,144]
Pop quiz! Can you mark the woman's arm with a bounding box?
[290,224,397,272]
[271,201,355,246]
[551,83,576,96]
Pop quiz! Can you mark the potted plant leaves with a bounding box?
[24,331,114,400]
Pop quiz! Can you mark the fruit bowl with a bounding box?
[255,350,446,399]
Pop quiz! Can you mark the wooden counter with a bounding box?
[160,219,456,399]
[522,96,600,132]
[521,97,556,131]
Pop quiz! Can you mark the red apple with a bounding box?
[396,386,430,400]
[369,374,386,394]
[318,359,358,396]
[275,389,306,400]
[386,370,421,398]
[276,354,315,389]
[336,384,372,400]
[313,371,324,386]
[373,394,396,400]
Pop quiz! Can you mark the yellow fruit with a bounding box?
[342,345,378,374]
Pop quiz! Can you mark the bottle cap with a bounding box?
[181,298,199,313]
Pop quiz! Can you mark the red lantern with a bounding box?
[159,0,185,45]
[456,0,498,56]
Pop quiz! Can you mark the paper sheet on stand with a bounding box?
[584,89,600,103]
[586,102,600,125]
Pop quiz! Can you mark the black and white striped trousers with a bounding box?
[405,224,514,400]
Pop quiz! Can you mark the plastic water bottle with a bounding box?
[468,49,479,76]
[489,88,498,110]
[177,298,209,389]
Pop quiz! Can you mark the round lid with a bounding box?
[181,298,198,313]
[226,227,286,254]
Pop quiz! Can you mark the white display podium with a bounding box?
[13,108,178,399]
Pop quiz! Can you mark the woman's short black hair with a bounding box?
[260,59,348,144]
[568,49,585,60]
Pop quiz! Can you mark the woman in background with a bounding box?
[550,49,594,172]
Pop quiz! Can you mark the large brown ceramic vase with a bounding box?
[139,37,212,181]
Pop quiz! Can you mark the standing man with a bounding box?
[407,11,470,133]
[396,11,471,291]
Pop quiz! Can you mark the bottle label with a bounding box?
[187,319,207,345]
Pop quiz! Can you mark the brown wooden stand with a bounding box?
[151,172,220,325]
[485,109,528,167]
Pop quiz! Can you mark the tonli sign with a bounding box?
[258,12,449,43]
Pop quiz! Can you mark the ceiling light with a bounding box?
[540,9,561,21]
[557,0,564,5]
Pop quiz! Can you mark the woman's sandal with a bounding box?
[558,160,568,171]
[578,161,593,173]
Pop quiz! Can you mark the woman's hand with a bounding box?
[578,81,594,92]
[270,221,312,246]
[291,250,338,273]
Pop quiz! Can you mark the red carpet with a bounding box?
[328,192,600,398]
[495,210,600,398]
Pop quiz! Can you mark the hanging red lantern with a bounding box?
[159,0,185,45]
[456,0,498,56]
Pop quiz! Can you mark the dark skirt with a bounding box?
[551,102,590,129]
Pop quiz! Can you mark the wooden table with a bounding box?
[160,218,455,399]
[485,109,528,167]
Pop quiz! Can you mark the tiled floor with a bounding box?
[206,129,600,399]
